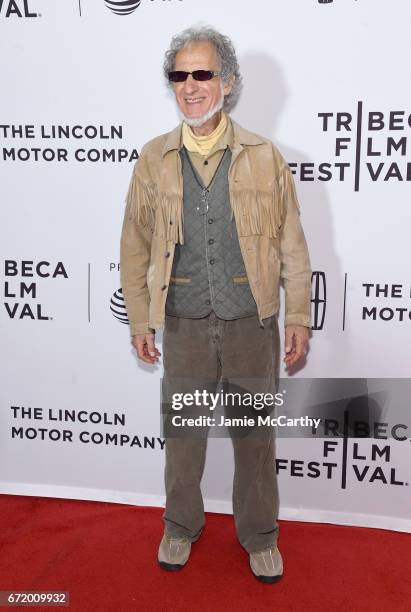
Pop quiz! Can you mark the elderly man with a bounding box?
[120,26,312,583]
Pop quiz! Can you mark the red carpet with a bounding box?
[0,494,410,611]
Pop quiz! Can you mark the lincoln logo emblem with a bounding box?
[311,271,326,330]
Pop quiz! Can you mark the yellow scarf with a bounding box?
[182,111,228,156]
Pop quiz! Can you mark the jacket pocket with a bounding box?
[240,240,260,285]
[232,275,249,284]
[259,250,281,308]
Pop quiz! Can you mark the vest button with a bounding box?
[169,220,173,225]
[209,259,215,265]
[205,299,211,305]
[208,238,214,245]
[208,218,213,224]
[204,160,209,165]
[161,285,167,290]
[165,251,170,257]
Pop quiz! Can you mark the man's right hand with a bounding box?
[131,333,161,365]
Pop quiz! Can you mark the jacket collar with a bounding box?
[161,116,264,157]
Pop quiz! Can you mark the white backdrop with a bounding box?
[1,0,410,532]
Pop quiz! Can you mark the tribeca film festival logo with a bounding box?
[276,410,409,491]
[292,106,411,191]
[2,260,68,321]
[0,0,38,17]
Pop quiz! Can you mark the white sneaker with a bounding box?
[249,546,283,583]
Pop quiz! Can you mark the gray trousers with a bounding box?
[161,310,280,554]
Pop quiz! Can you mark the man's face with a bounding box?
[173,41,233,122]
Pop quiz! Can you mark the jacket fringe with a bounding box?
[157,193,185,245]
[125,174,184,244]
[278,164,301,213]
[230,186,283,238]
[125,163,298,244]
[125,173,157,230]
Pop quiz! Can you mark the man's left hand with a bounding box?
[284,325,309,368]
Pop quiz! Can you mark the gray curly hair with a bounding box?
[163,25,242,112]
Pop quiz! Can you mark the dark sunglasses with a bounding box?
[168,70,223,83]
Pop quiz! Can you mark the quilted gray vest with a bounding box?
[165,145,258,319]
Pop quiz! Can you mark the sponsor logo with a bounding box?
[311,271,326,330]
[362,282,411,323]
[9,405,165,449]
[104,0,141,16]
[110,288,128,324]
[78,0,183,17]
[0,124,139,164]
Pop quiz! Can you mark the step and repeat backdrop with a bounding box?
[1,0,410,532]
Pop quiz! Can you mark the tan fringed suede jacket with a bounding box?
[120,118,312,336]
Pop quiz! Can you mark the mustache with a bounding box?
[177,82,225,127]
